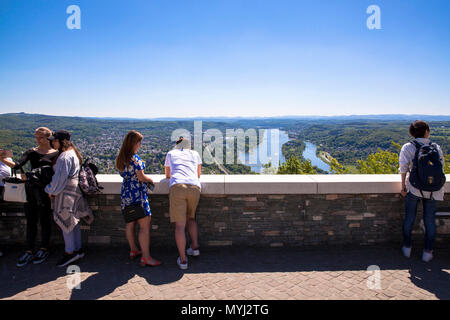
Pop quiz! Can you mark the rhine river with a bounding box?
[237,129,330,173]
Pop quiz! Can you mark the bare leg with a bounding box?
[137,216,151,259]
[187,218,199,250]
[137,216,161,264]
[125,221,139,252]
[175,221,187,263]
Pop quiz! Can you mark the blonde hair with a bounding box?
[35,127,52,138]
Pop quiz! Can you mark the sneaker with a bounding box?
[33,249,50,264]
[56,253,80,268]
[186,247,200,257]
[16,251,34,267]
[74,248,85,259]
[177,257,188,270]
[402,246,411,258]
[422,250,433,263]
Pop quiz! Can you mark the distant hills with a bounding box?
[2,112,450,122]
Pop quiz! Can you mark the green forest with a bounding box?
[1,113,449,175]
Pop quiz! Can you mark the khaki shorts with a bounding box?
[169,184,201,223]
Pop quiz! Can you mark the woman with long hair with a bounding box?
[0,127,59,267]
[45,130,93,267]
[116,130,161,267]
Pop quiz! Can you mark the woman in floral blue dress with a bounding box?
[116,130,161,267]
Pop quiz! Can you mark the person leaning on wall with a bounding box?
[164,136,202,270]
[45,130,93,268]
[399,120,446,263]
[0,127,59,267]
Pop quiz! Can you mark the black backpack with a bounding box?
[409,140,446,198]
[78,158,103,196]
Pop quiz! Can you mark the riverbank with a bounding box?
[318,150,332,164]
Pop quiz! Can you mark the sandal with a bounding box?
[129,250,141,260]
[140,256,162,267]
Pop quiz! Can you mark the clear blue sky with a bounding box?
[0,0,449,118]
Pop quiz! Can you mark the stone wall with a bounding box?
[1,175,449,249]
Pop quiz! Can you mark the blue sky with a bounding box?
[0,0,449,118]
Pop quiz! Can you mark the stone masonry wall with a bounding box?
[1,193,449,249]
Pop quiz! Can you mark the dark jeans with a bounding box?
[402,192,437,251]
[24,184,52,251]
[0,186,4,202]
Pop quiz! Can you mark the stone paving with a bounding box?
[0,245,449,300]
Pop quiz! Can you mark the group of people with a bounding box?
[115,130,202,269]
[0,127,203,270]
[0,120,446,268]
[0,128,93,267]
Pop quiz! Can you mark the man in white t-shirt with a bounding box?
[164,137,202,270]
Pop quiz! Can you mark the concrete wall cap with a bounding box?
[96,174,450,195]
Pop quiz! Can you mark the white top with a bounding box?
[45,150,80,196]
[164,149,202,189]
[399,138,445,201]
[0,158,12,187]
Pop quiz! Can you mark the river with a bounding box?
[237,130,330,173]
[302,141,331,172]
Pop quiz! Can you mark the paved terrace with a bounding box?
[0,175,449,300]
[0,246,449,300]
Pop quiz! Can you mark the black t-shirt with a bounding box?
[13,148,59,171]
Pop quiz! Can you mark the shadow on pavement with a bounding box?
[0,245,449,300]
[409,265,450,299]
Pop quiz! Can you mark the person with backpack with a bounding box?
[116,130,161,267]
[0,127,59,267]
[45,130,93,267]
[399,120,446,262]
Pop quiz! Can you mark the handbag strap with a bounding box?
[12,167,25,178]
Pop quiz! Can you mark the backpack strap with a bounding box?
[412,140,422,150]
[411,140,422,167]
[419,189,424,198]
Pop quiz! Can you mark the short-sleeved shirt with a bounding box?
[119,154,151,215]
[164,149,202,189]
